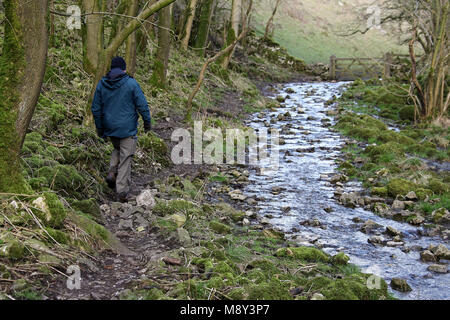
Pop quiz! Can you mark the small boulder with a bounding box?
[136,189,156,208]
[420,250,436,263]
[427,264,448,274]
[390,278,412,292]
[168,214,187,227]
[432,208,450,224]
[311,293,325,300]
[434,244,450,260]
[360,219,382,234]
[391,200,405,211]
[385,226,402,237]
[177,228,192,246]
[405,191,418,201]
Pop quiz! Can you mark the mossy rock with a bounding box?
[70,198,101,221]
[398,105,416,121]
[275,247,330,262]
[231,211,245,222]
[28,177,48,191]
[427,179,449,195]
[371,187,388,197]
[32,192,67,228]
[43,227,69,245]
[387,179,419,197]
[415,188,434,201]
[332,252,350,265]
[37,165,86,197]
[321,275,389,300]
[192,258,214,273]
[210,220,231,234]
[432,208,448,223]
[69,211,108,241]
[261,228,285,240]
[247,278,292,300]
[247,259,280,276]
[0,234,25,260]
[138,132,170,166]
[365,142,405,161]
[348,127,379,140]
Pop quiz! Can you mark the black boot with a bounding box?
[117,192,128,203]
[106,171,117,189]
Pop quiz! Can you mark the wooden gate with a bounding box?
[328,53,409,80]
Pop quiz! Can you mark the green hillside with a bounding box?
[252,0,407,63]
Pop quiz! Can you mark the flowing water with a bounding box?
[244,81,450,300]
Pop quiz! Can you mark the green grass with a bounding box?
[252,0,407,63]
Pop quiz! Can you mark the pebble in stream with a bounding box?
[244,82,450,300]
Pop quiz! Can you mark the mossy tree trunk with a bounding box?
[81,0,104,75]
[150,4,173,88]
[86,0,177,124]
[221,0,241,69]
[0,0,49,193]
[180,0,198,50]
[125,0,140,76]
[193,0,214,57]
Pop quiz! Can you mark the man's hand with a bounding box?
[97,129,108,143]
[144,121,152,133]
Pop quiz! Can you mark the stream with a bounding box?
[244,81,450,300]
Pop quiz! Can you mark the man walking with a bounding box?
[92,56,151,202]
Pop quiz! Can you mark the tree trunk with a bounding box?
[180,0,198,50]
[221,0,241,69]
[81,0,104,74]
[0,0,49,193]
[150,4,173,88]
[264,0,282,39]
[186,0,253,121]
[193,0,214,56]
[108,0,128,47]
[125,0,140,76]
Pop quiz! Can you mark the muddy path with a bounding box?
[244,81,449,300]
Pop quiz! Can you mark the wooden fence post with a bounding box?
[329,55,336,80]
[384,52,392,79]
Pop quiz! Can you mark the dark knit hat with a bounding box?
[111,56,126,71]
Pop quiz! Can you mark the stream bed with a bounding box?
[244,81,449,300]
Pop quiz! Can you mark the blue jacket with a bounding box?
[92,68,151,139]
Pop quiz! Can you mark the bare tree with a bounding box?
[344,0,449,120]
[186,0,253,121]
[0,0,49,193]
[264,0,282,39]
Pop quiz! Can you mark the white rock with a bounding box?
[311,293,325,300]
[136,189,156,208]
